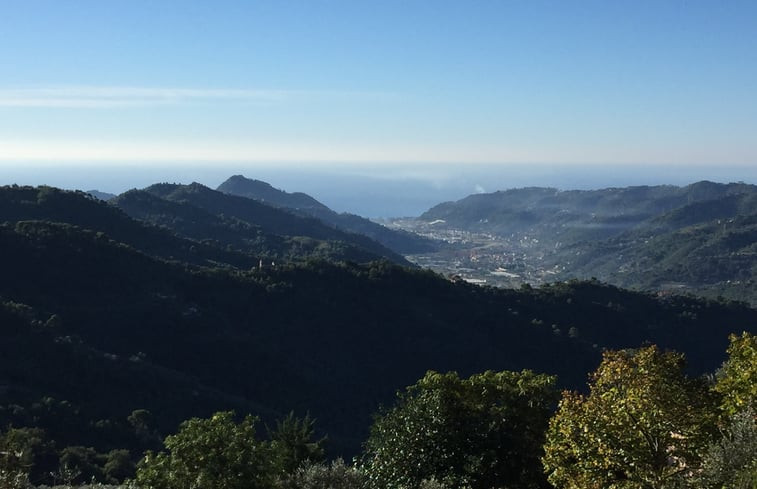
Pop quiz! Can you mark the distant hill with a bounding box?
[112,182,410,265]
[85,189,117,201]
[415,181,757,304]
[1,215,754,463]
[421,181,757,245]
[217,175,330,212]
[218,175,437,254]
[553,199,757,301]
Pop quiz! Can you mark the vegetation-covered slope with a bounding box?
[412,181,757,304]
[421,181,757,244]
[0,185,256,268]
[1,216,755,460]
[218,175,436,254]
[119,182,411,265]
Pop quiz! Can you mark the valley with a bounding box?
[388,182,757,306]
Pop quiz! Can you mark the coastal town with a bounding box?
[385,218,564,287]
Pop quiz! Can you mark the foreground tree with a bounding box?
[715,332,757,416]
[703,332,757,489]
[134,411,273,489]
[699,409,757,489]
[0,427,56,488]
[268,411,326,475]
[542,346,719,489]
[360,369,558,489]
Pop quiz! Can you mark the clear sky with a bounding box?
[1,0,756,167]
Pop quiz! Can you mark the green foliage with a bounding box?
[134,411,272,489]
[542,346,719,489]
[58,445,104,483]
[716,332,757,416]
[360,369,558,489]
[0,427,56,486]
[128,409,160,447]
[103,449,136,483]
[699,409,757,489]
[275,458,367,489]
[268,412,326,474]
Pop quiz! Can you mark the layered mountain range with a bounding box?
[217,175,436,254]
[1,178,756,463]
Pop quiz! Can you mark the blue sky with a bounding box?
[1,0,756,167]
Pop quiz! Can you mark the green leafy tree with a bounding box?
[128,409,161,447]
[699,409,757,489]
[103,448,135,483]
[704,333,757,489]
[542,345,719,489]
[134,411,273,489]
[0,430,31,489]
[268,411,326,474]
[360,369,558,489]
[0,427,55,487]
[715,332,757,416]
[58,445,104,484]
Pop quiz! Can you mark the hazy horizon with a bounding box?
[6,162,757,218]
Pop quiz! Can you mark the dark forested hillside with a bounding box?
[1,209,755,460]
[0,185,256,268]
[218,175,437,254]
[117,182,412,265]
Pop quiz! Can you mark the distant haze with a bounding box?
[5,163,757,218]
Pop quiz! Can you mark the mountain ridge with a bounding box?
[218,175,437,254]
[113,182,411,265]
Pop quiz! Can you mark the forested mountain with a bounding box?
[1,201,755,463]
[421,181,757,245]
[217,175,331,212]
[218,175,436,254]
[0,185,256,268]
[411,181,757,304]
[85,190,116,201]
[553,210,757,300]
[112,184,405,265]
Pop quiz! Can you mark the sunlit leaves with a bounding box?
[542,346,719,489]
[715,332,757,416]
[135,411,273,489]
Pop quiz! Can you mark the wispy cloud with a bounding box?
[0,86,327,108]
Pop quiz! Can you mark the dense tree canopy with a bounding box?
[135,411,273,489]
[268,412,326,475]
[542,346,719,489]
[715,332,757,416]
[699,409,757,489]
[360,370,558,489]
